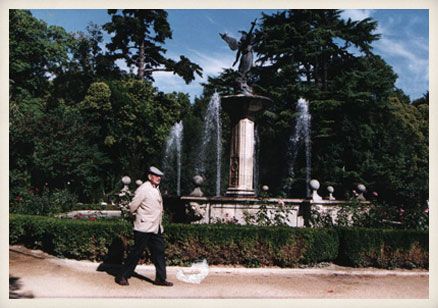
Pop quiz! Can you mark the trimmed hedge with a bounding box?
[336,227,428,269]
[9,214,338,266]
[9,215,428,268]
[164,224,339,267]
[10,214,132,260]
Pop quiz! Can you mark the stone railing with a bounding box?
[181,196,370,227]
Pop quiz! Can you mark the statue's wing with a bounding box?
[220,33,239,51]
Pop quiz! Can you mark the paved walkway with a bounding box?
[9,245,429,299]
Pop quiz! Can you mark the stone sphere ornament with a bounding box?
[309,179,320,190]
[122,176,131,185]
[357,184,366,193]
[193,175,204,186]
[309,179,322,201]
[356,184,367,201]
[135,179,143,186]
[120,176,132,195]
[327,185,335,200]
[190,175,205,197]
[262,185,269,192]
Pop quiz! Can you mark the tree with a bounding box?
[51,23,122,104]
[31,102,111,201]
[9,10,200,204]
[103,9,203,83]
[254,9,380,98]
[9,10,72,98]
[70,23,104,75]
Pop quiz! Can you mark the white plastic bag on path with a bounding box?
[175,259,209,284]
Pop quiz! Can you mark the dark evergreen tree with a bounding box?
[104,9,203,83]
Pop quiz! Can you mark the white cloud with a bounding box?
[113,49,234,101]
[153,72,200,95]
[206,15,219,26]
[374,37,428,98]
[186,48,235,77]
[355,10,429,99]
[150,49,235,100]
[376,39,419,64]
[340,9,374,21]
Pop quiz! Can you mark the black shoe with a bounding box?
[154,280,173,287]
[115,276,129,286]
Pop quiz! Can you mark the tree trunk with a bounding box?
[138,40,145,79]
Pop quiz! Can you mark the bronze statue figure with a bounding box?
[220,19,257,95]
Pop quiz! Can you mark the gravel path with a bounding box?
[9,245,428,299]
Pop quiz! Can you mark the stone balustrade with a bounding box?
[181,196,370,227]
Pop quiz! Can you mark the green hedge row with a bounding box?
[336,227,428,269]
[9,214,428,268]
[10,214,132,260]
[164,224,339,267]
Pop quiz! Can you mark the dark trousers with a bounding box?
[119,229,167,282]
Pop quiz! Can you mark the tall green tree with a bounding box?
[9,10,72,98]
[31,102,111,201]
[104,9,203,83]
[52,23,122,104]
[254,9,380,99]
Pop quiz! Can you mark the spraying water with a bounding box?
[196,92,222,196]
[254,126,260,195]
[163,121,184,196]
[285,98,312,197]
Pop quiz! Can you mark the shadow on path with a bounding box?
[9,276,34,299]
[96,236,155,285]
[97,263,155,285]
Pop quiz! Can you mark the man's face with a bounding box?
[149,174,162,186]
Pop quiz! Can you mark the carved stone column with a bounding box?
[221,94,271,197]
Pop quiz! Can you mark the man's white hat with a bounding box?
[148,166,164,177]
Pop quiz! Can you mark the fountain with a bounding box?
[219,19,272,197]
[195,92,222,196]
[163,121,184,196]
[174,20,371,227]
[284,98,312,197]
[253,127,260,196]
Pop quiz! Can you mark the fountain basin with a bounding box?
[56,210,122,220]
[221,94,272,120]
[181,196,370,227]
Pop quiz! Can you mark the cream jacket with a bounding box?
[128,180,164,234]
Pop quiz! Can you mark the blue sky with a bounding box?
[30,9,429,102]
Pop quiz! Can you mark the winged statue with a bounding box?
[219,19,257,95]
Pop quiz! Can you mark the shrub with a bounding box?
[9,215,338,266]
[9,215,428,269]
[164,224,338,267]
[71,203,119,211]
[336,227,428,269]
[10,214,131,260]
[10,188,78,216]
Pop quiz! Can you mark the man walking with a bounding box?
[116,166,173,287]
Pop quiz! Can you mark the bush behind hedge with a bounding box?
[9,214,428,269]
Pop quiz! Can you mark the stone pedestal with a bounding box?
[221,94,271,197]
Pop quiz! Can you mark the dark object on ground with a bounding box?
[9,276,34,299]
[115,276,129,286]
[154,280,174,287]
